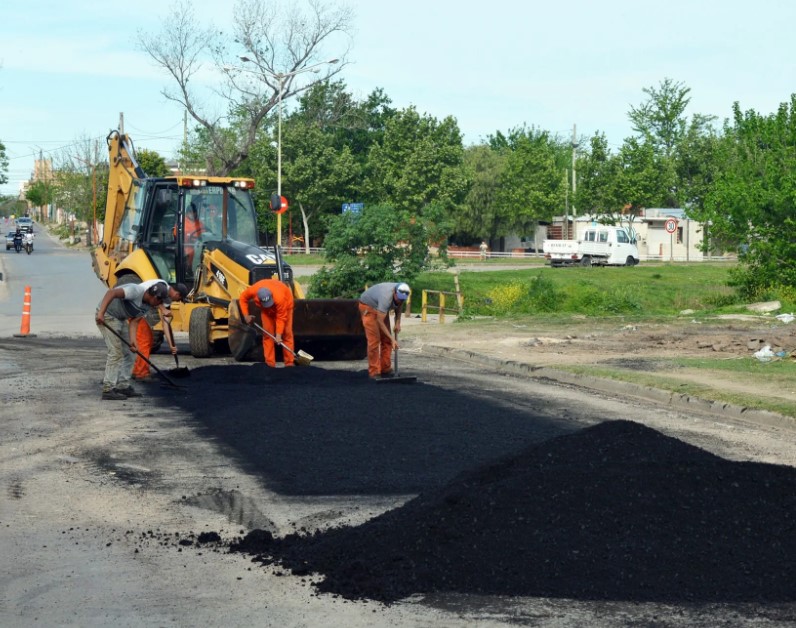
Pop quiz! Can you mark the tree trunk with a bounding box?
[299,202,314,255]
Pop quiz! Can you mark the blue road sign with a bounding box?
[342,202,364,214]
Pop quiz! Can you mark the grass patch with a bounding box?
[558,360,796,418]
[413,263,745,318]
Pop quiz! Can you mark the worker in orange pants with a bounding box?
[132,282,189,379]
[132,319,154,379]
[239,279,295,367]
[358,282,410,379]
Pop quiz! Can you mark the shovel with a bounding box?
[375,329,417,384]
[99,320,185,388]
[162,318,190,377]
[251,321,314,366]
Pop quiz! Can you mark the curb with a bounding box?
[417,344,796,432]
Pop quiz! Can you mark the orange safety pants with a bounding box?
[358,302,392,378]
[260,308,295,367]
[132,319,153,379]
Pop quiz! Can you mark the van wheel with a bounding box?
[625,256,638,266]
[579,256,591,267]
[189,307,214,357]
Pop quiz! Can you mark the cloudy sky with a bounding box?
[1,0,794,195]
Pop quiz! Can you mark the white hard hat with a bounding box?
[395,283,410,300]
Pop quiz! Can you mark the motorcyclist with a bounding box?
[24,229,34,253]
[13,227,23,252]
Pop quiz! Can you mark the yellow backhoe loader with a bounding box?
[91,130,365,360]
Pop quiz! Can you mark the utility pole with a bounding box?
[571,124,577,239]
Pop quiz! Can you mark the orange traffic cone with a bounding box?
[14,285,37,338]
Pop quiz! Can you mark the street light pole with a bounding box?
[237,57,339,248]
[278,73,283,247]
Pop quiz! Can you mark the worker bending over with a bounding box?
[240,279,295,367]
[358,282,410,380]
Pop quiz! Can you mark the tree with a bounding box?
[25,180,53,210]
[704,98,796,296]
[455,144,506,242]
[241,82,393,250]
[363,107,467,215]
[309,204,433,298]
[491,127,566,237]
[51,139,108,227]
[137,149,170,177]
[0,139,8,186]
[139,0,353,175]
[573,133,618,216]
[627,78,716,207]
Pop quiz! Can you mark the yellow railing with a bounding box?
[420,275,463,323]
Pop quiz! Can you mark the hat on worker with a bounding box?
[394,282,411,301]
[149,282,170,303]
[257,287,274,308]
[171,282,189,302]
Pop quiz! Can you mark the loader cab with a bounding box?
[119,178,261,285]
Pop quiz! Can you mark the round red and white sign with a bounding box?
[664,218,678,234]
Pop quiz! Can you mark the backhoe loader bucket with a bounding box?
[293,299,366,360]
[228,298,366,362]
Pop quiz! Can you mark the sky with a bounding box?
[2,0,795,197]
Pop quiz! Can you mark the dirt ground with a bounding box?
[401,311,796,415]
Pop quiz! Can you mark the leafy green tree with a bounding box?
[309,204,440,298]
[454,144,505,242]
[363,107,467,215]
[491,127,566,236]
[0,139,8,186]
[137,148,170,177]
[574,133,618,216]
[704,98,796,296]
[25,180,53,209]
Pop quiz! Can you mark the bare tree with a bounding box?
[139,0,352,175]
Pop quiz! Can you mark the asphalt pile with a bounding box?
[229,420,796,604]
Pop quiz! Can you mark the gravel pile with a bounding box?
[230,420,796,604]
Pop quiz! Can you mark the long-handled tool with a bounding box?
[251,321,314,366]
[162,318,190,377]
[376,329,417,384]
[99,321,184,388]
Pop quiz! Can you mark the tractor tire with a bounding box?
[189,306,214,357]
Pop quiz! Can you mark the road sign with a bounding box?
[342,202,364,214]
[664,218,678,234]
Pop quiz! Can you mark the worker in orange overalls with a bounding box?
[239,279,295,367]
[184,203,204,271]
[132,282,189,380]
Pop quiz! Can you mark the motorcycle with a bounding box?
[13,232,23,253]
[24,232,34,255]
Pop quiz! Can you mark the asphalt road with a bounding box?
[1,229,795,627]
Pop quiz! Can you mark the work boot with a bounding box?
[101,389,127,401]
[115,387,143,398]
[380,371,395,379]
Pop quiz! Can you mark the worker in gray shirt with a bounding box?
[358,282,410,380]
[94,280,182,400]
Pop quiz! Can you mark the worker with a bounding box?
[479,240,489,261]
[358,282,410,380]
[174,202,205,271]
[132,282,189,381]
[239,279,295,367]
[95,280,180,400]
